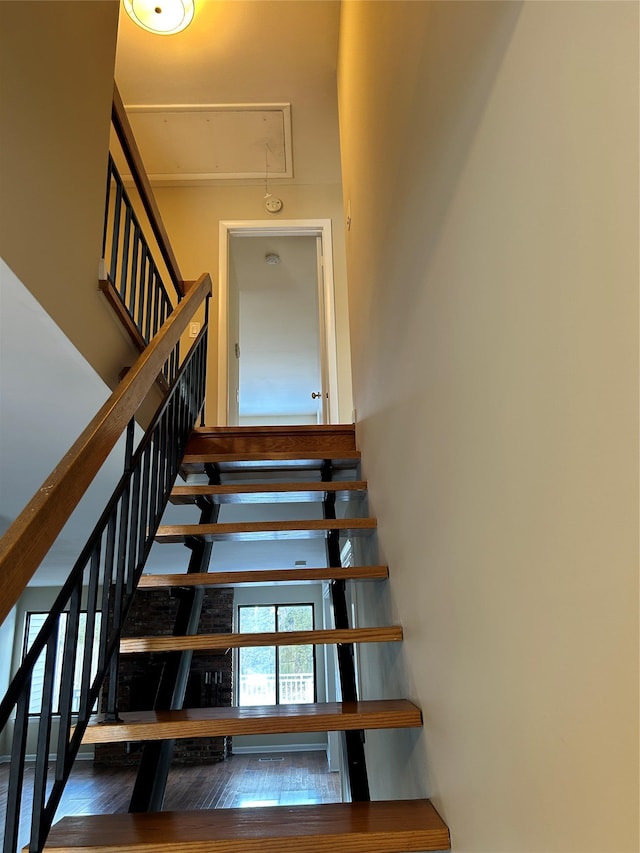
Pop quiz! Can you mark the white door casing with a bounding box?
[218,220,339,425]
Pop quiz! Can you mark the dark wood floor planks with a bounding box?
[0,750,341,850]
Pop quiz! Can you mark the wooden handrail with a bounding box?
[111,84,185,297]
[0,273,212,624]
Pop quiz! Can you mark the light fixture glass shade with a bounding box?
[123,0,194,35]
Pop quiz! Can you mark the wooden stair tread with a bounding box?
[45,799,450,852]
[180,451,360,476]
[184,452,361,464]
[191,424,356,432]
[120,626,403,654]
[138,565,389,587]
[81,700,423,744]
[184,424,357,457]
[170,481,368,505]
[189,425,356,435]
[155,518,376,543]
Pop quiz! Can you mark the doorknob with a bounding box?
[311,391,322,399]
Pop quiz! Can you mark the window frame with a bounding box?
[22,610,102,717]
[236,603,317,707]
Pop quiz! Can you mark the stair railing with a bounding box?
[0,274,211,853]
[100,154,176,353]
[100,85,184,353]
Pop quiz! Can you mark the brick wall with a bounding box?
[94,586,234,767]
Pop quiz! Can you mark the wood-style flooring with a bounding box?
[0,751,341,849]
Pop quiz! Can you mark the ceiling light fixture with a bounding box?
[123,0,195,35]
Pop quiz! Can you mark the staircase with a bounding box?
[43,425,450,852]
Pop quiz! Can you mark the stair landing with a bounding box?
[183,424,357,456]
[179,424,360,476]
[44,799,450,852]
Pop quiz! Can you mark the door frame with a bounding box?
[218,219,339,425]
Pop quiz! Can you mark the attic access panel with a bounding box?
[125,103,293,183]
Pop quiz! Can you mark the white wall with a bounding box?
[0,608,16,755]
[153,183,353,424]
[338,2,639,851]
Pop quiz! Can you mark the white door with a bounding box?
[225,231,329,426]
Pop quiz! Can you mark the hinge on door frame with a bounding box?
[235,342,240,358]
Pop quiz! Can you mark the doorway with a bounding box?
[218,221,339,426]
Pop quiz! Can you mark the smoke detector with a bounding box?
[265,197,283,214]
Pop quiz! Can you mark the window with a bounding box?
[23,612,102,715]
[237,604,315,706]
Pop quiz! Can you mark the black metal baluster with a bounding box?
[29,628,59,852]
[3,687,31,853]
[169,388,182,481]
[98,514,118,676]
[137,244,148,334]
[182,369,193,440]
[161,402,171,503]
[160,300,169,380]
[166,398,178,486]
[55,581,82,784]
[119,207,132,303]
[126,465,142,596]
[105,422,135,722]
[167,392,179,480]
[142,270,154,344]
[153,428,166,530]
[139,259,153,333]
[148,425,162,535]
[199,329,208,426]
[101,158,114,263]
[78,544,101,721]
[151,280,160,340]
[109,180,123,286]
[137,445,152,566]
[154,416,167,525]
[130,224,141,324]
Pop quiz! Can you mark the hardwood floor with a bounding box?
[0,750,341,849]
[165,751,342,810]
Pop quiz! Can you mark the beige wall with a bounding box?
[153,183,353,424]
[0,0,140,389]
[338,2,639,851]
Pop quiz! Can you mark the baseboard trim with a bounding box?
[232,744,328,755]
[0,752,94,763]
